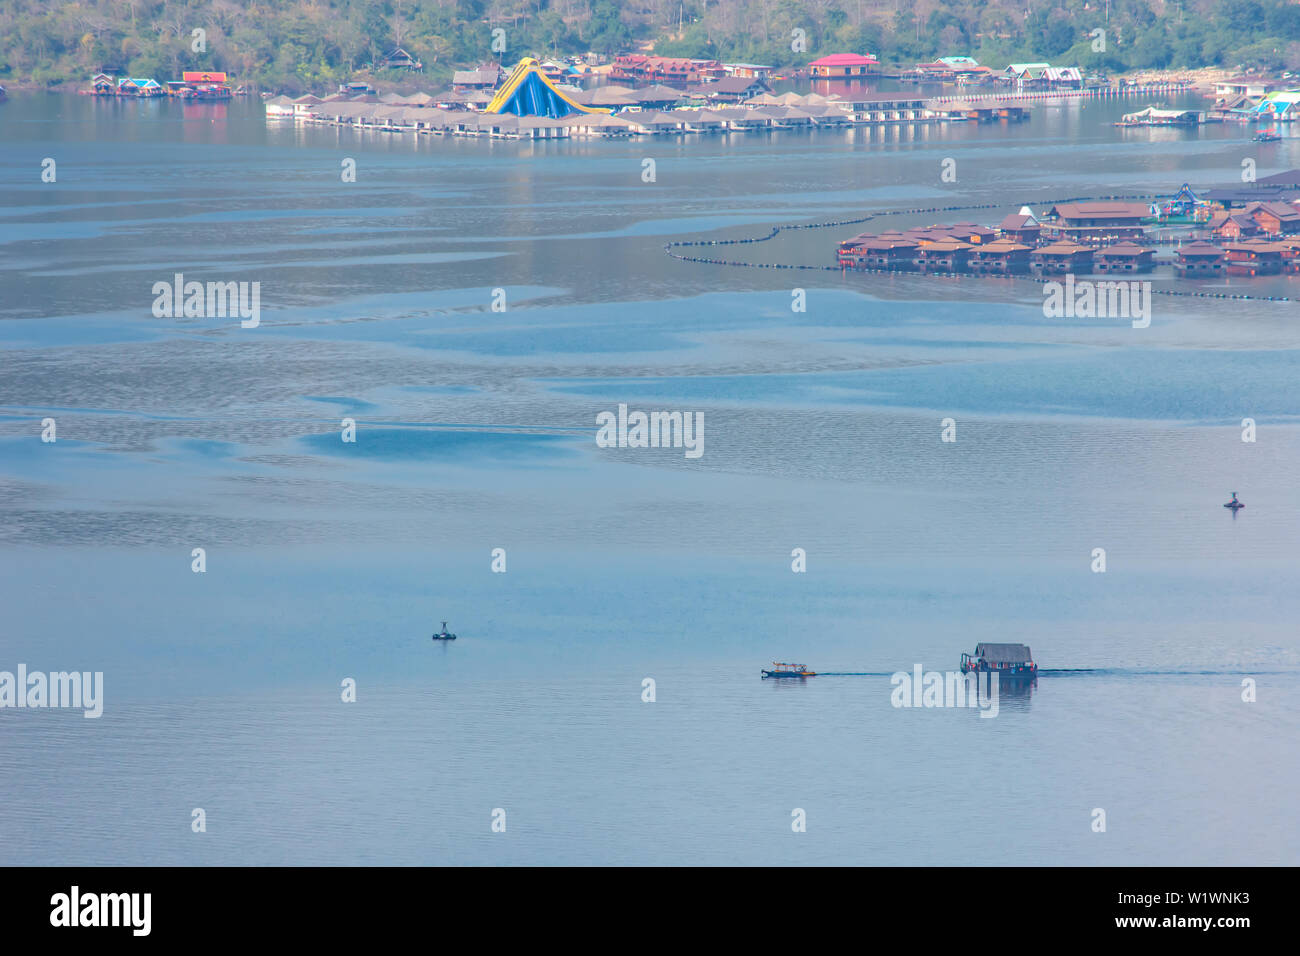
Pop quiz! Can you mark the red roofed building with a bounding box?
[809,54,880,79]
[179,70,231,99]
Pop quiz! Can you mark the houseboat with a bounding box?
[431,621,458,641]
[761,662,816,679]
[959,643,1037,678]
[1116,106,1205,126]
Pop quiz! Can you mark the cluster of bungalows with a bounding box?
[1208,78,1300,122]
[275,84,946,137]
[87,71,235,98]
[1178,170,1300,274]
[911,56,995,84]
[838,203,1163,275]
[1209,201,1300,240]
[1175,237,1300,276]
[292,97,874,138]
[998,64,1084,90]
[839,190,1300,278]
[611,55,726,85]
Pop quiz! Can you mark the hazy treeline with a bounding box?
[1,0,1297,90]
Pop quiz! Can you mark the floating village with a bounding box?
[69,52,1300,288]
[81,70,247,99]
[73,48,1299,139]
[835,178,1300,281]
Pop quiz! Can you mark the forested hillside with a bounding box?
[1,0,1297,90]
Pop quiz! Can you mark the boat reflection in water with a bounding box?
[960,642,1037,708]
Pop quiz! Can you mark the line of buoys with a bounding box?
[930,83,1190,106]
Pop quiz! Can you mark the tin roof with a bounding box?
[809,53,879,67]
[975,643,1033,663]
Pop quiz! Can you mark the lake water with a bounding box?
[1,92,1298,866]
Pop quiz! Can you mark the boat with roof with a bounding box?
[431,621,458,641]
[960,643,1037,678]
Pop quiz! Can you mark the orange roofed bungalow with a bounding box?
[1224,241,1285,275]
[1094,242,1157,273]
[1031,241,1095,275]
[1174,241,1226,277]
[914,239,973,272]
[838,235,919,270]
[1277,236,1300,272]
[968,239,1033,274]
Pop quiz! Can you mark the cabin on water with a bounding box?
[960,643,1037,677]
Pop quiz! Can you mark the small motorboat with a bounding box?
[762,661,815,679]
[1252,129,1281,143]
[431,621,458,641]
[1224,493,1244,511]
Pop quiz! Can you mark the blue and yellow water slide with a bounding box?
[484,58,611,118]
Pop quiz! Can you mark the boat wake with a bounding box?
[807,668,1297,677]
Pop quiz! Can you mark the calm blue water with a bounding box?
[1,93,1298,865]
